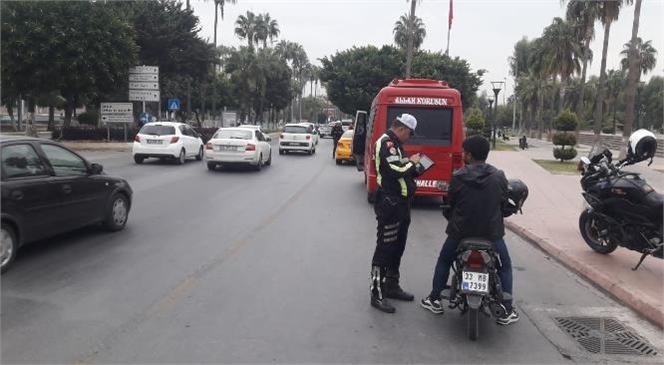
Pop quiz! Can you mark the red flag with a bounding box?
[448,0,454,30]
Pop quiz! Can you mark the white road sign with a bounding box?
[129,74,159,82]
[129,82,159,90]
[100,102,133,123]
[129,66,159,74]
[129,89,160,102]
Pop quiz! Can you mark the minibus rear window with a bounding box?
[386,107,453,146]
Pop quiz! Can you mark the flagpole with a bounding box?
[445,28,450,56]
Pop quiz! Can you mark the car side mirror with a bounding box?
[90,163,103,175]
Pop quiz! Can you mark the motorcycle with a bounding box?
[578,129,663,270]
[441,179,528,341]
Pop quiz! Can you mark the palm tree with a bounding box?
[393,13,426,51]
[528,38,553,139]
[210,0,236,124]
[404,0,421,79]
[621,0,644,158]
[593,0,630,139]
[620,37,658,80]
[255,13,280,48]
[235,11,258,48]
[542,17,581,113]
[275,40,309,121]
[605,69,626,133]
[564,0,600,126]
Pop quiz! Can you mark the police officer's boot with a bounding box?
[384,268,414,301]
[370,266,395,313]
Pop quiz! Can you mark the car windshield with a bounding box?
[214,130,253,140]
[284,126,308,134]
[140,125,176,136]
[386,106,453,146]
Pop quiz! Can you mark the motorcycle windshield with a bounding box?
[588,141,612,164]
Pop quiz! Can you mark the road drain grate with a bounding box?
[555,316,659,356]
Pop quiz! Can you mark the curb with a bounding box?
[505,221,664,329]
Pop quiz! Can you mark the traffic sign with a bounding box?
[129,74,159,82]
[139,112,153,125]
[129,82,159,90]
[129,89,160,102]
[100,102,133,123]
[129,66,159,74]
[168,98,181,111]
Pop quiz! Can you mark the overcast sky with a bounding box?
[190,0,664,100]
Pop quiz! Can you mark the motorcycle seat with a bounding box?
[458,238,494,252]
[644,191,664,210]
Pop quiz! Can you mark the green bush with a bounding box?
[553,109,579,131]
[552,133,576,147]
[553,147,578,161]
[77,111,99,126]
[465,107,485,132]
[53,126,218,142]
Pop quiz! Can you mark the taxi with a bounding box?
[335,130,355,165]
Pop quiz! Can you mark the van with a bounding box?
[352,79,465,203]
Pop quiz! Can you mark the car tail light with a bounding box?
[467,250,485,269]
[170,136,180,143]
[246,144,256,151]
[306,135,311,140]
[134,135,141,142]
[337,142,343,148]
[452,153,464,172]
[205,142,213,150]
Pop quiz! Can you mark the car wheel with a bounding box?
[266,150,272,165]
[133,155,144,164]
[255,154,263,171]
[336,159,342,165]
[1,223,18,273]
[196,146,204,161]
[312,148,316,155]
[207,162,217,171]
[104,194,129,231]
[176,149,186,165]
[279,149,284,155]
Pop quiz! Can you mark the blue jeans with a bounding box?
[430,237,514,310]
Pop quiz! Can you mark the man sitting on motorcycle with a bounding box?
[421,135,519,325]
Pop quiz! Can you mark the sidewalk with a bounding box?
[490,138,664,328]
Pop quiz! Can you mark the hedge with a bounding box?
[53,126,219,143]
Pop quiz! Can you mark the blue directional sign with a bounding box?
[139,112,153,125]
[168,98,181,111]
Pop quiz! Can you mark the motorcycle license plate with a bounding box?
[461,271,489,293]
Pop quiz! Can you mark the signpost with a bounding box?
[100,102,133,141]
[129,66,160,113]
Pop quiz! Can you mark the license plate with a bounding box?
[217,145,237,151]
[461,271,489,293]
[147,139,162,144]
[289,143,300,146]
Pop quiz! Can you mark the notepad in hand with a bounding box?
[418,154,435,172]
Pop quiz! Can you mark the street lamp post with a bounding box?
[488,97,494,142]
[491,81,505,148]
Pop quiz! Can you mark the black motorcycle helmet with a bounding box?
[507,179,529,213]
[627,129,657,164]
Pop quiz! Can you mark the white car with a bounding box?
[205,127,272,171]
[133,122,204,165]
[298,122,319,145]
[238,124,273,141]
[280,123,316,155]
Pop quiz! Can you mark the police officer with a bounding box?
[370,113,424,313]
[331,122,344,159]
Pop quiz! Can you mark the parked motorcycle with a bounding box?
[441,179,529,341]
[578,129,663,270]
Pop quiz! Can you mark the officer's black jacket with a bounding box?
[374,130,423,198]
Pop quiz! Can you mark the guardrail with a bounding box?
[577,132,664,158]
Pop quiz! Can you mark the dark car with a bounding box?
[0,136,133,272]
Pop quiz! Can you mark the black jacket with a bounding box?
[443,163,509,240]
[331,125,344,140]
[375,130,424,198]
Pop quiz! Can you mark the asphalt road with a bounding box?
[2,138,662,364]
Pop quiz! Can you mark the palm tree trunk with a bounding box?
[404,0,418,79]
[48,105,55,131]
[212,3,218,123]
[620,0,642,159]
[575,35,592,143]
[537,84,544,140]
[593,20,613,142]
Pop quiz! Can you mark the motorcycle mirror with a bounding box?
[580,156,591,165]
